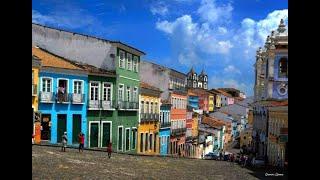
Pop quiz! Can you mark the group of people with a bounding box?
[60,132,113,158]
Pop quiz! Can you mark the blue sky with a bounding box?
[32,0,288,96]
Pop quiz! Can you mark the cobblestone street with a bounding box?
[32,145,281,180]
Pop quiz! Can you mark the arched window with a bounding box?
[279,57,288,78]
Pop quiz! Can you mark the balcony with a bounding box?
[71,94,85,104]
[32,84,37,96]
[56,92,69,103]
[39,92,55,103]
[88,100,115,110]
[118,101,139,110]
[140,113,160,123]
[160,121,171,128]
[171,128,187,136]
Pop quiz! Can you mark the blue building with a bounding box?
[159,103,171,155]
[187,95,199,110]
[34,47,89,147]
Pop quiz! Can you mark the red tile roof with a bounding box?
[140,82,161,92]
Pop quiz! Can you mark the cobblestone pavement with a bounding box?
[32,145,284,180]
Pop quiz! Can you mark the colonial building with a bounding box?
[186,67,208,90]
[138,82,161,155]
[208,89,222,110]
[33,47,88,147]
[32,55,41,144]
[252,19,288,160]
[159,100,171,156]
[139,60,188,157]
[32,23,145,153]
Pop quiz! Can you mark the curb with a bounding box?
[32,143,200,160]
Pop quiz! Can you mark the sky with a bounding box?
[32,0,288,96]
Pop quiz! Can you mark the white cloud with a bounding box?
[218,27,228,34]
[234,9,288,57]
[156,14,233,66]
[150,2,169,16]
[224,65,241,74]
[197,0,233,24]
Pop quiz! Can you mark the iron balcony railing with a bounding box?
[39,92,55,103]
[140,113,160,122]
[71,93,85,104]
[118,101,139,110]
[171,128,187,136]
[160,121,171,128]
[88,100,116,110]
[32,84,37,96]
[56,92,69,103]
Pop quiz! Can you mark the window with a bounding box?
[146,102,149,113]
[133,87,138,102]
[119,50,125,68]
[141,101,144,113]
[155,102,158,113]
[103,83,112,101]
[118,127,123,151]
[279,57,288,78]
[127,53,132,70]
[193,81,197,88]
[151,102,154,113]
[132,129,136,150]
[42,78,52,92]
[73,81,82,94]
[118,84,124,101]
[126,86,131,102]
[90,82,99,101]
[133,56,139,72]
[125,128,130,151]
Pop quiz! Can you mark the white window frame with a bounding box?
[73,79,84,94]
[133,56,139,72]
[57,78,69,94]
[125,128,131,152]
[126,86,131,102]
[118,84,124,101]
[119,50,125,68]
[102,82,113,101]
[89,81,100,101]
[133,87,138,102]
[117,126,124,151]
[127,53,132,71]
[41,77,53,93]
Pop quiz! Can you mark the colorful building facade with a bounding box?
[34,47,88,147]
[137,82,161,155]
[159,102,171,155]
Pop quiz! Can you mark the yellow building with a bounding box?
[137,82,162,155]
[191,113,198,137]
[32,55,41,143]
[208,95,214,112]
[267,105,288,167]
[248,109,254,126]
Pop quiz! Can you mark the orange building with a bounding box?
[170,91,187,156]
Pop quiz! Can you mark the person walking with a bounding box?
[107,142,112,158]
[61,132,68,152]
[78,132,84,153]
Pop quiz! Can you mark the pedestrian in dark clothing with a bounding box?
[107,142,112,158]
[78,132,84,153]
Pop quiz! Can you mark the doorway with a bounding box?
[89,122,99,147]
[41,114,51,140]
[72,115,82,144]
[101,122,111,147]
[57,114,67,143]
